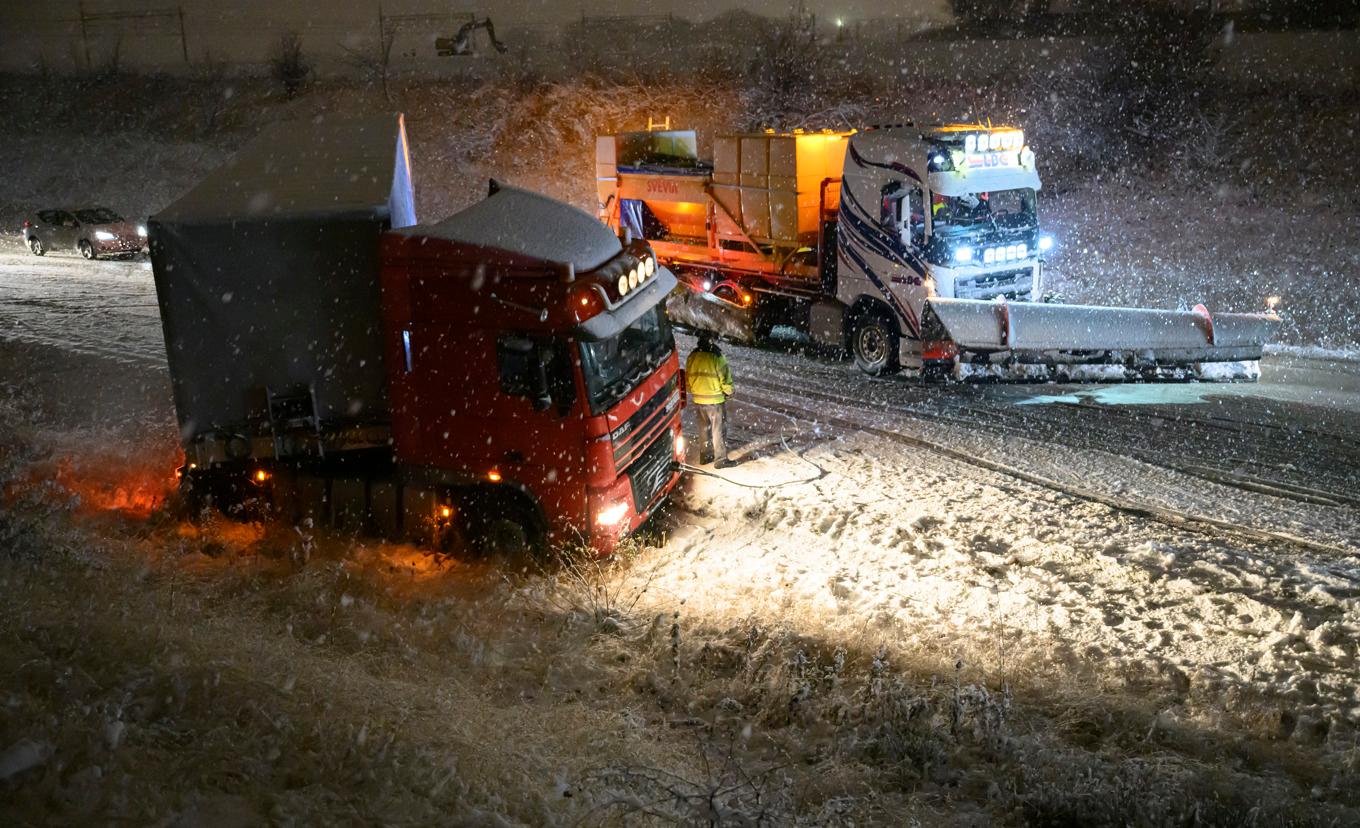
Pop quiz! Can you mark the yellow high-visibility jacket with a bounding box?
[685,349,734,405]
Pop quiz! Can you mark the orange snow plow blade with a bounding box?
[921,298,1279,382]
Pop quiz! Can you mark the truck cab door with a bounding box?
[875,182,928,304]
[836,171,927,345]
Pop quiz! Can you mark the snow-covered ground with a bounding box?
[0,245,161,366]
[674,331,1360,735]
[3,244,1359,823]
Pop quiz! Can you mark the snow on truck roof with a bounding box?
[394,182,621,272]
[153,113,415,226]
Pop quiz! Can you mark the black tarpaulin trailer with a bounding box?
[149,113,415,464]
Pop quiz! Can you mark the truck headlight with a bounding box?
[595,501,629,527]
[644,256,656,277]
[953,246,974,264]
[617,274,630,296]
[628,266,639,290]
[137,225,147,237]
[1037,234,1054,252]
[674,432,686,460]
[983,248,996,265]
[94,230,115,241]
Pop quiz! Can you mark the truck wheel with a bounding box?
[852,313,900,376]
[78,240,97,260]
[28,237,44,256]
[477,517,531,558]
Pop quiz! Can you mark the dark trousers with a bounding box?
[695,402,727,463]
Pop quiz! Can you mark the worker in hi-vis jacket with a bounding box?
[685,333,735,468]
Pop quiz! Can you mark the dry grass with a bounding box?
[3,464,1357,824]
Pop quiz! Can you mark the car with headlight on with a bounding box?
[22,207,147,259]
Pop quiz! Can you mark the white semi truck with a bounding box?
[597,123,1278,380]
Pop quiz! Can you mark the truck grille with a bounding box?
[957,268,1032,300]
[627,433,674,513]
[611,375,679,468]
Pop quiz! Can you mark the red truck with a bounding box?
[151,115,682,554]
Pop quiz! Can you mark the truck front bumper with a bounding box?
[588,461,682,554]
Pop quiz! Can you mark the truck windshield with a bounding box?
[578,305,674,414]
[932,189,1035,233]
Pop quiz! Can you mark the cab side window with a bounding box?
[545,342,576,414]
[881,182,925,249]
[879,181,902,231]
[906,187,924,248]
[496,336,576,414]
[497,336,539,398]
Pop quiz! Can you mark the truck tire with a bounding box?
[464,490,545,559]
[477,518,531,558]
[28,237,44,256]
[79,240,96,260]
[851,312,900,376]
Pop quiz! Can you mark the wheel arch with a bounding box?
[846,294,904,341]
[458,481,550,545]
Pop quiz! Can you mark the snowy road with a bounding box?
[4,244,1360,746]
[0,246,162,366]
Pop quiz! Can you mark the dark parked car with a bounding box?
[22,207,146,259]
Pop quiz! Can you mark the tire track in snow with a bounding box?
[671,415,1360,735]
[733,385,1356,559]
[881,393,1360,512]
[0,252,167,369]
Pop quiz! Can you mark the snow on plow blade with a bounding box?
[922,298,1279,382]
[665,288,756,342]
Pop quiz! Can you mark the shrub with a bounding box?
[271,31,310,98]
